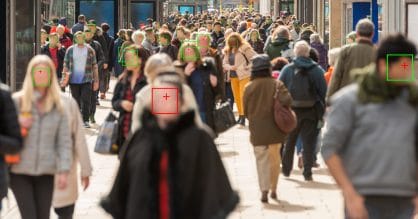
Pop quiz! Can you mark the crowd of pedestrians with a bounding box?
[0,7,418,219]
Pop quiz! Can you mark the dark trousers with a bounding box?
[10,174,54,219]
[99,68,110,93]
[55,204,75,219]
[345,196,414,219]
[282,108,318,178]
[90,90,98,117]
[70,83,92,122]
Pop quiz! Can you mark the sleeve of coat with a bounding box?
[183,85,204,128]
[56,110,73,173]
[320,90,355,161]
[243,85,250,119]
[98,35,109,63]
[263,36,271,52]
[326,48,346,102]
[95,43,106,67]
[69,97,93,177]
[111,82,125,112]
[244,45,257,60]
[131,87,149,132]
[277,80,293,107]
[0,88,22,154]
[222,52,233,71]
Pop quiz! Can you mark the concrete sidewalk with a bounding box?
[2,80,345,219]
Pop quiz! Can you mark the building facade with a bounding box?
[2,0,170,90]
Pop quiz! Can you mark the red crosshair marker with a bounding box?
[163,92,170,100]
[401,62,409,70]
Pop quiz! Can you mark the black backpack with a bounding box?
[288,64,317,108]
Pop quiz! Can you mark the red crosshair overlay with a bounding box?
[151,88,179,115]
[163,93,170,100]
[401,62,409,70]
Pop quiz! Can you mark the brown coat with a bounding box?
[243,78,290,146]
[223,44,257,80]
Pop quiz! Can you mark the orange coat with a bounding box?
[324,66,334,85]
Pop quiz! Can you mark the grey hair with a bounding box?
[294,40,311,57]
[310,33,322,44]
[355,19,375,38]
[132,30,145,45]
[144,53,176,83]
[224,28,234,39]
[328,47,341,66]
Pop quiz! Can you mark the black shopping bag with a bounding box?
[94,112,119,155]
[213,101,236,134]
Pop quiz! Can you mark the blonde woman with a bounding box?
[222,32,257,126]
[11,55,72,219]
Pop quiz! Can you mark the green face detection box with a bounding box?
[386,53,415,82]
[120,48,140,67]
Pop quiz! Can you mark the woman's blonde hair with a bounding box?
[223,32,250,54]
[14,55,64,114]
[144,53,176,83]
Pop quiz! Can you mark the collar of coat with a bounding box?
[141,109,196,134]
[352,64,418,105]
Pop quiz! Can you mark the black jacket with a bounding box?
[101,110,239,219]
[249,40,265,54]
[111,74,147,147]
[94,31,109,64]
[40,44,66,79]
[157,44,179,61]
[0,83,23,198]
[103,32,115,70]
[211,31,224,49]
[88,40,106,69]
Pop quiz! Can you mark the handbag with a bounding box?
[94,112,119,155]
[213,101,236,134]
[274,81,297,134]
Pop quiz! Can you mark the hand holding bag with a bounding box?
[95,112,119,155]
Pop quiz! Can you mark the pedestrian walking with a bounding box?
[112,45,149,148]
[322,34,418,219]
[0,82,22,211]
[222,32,257,126]
[264,26,294,61]
[310,33,328,71]
[243,54,291,203]
[247,29,265,54]
[84,27,105,123]
[113,29,126,77]
[157,31,179,61]
[279,41,326,181]
[131,53,203,132]
[326,19,376,101]
[41,32,66,81]
[71,14,86,34]
[178,43,220,129]
[61,31,99,128]
[11,55,72,219]
[101,73,239,219]
[324,47,341,85]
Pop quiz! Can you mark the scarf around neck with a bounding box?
[352,64,418,106]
